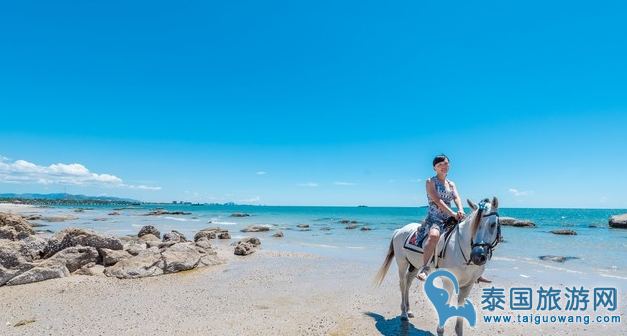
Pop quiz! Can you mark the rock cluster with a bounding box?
[0,212,234,286]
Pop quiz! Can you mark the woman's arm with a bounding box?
[450,181,466,220]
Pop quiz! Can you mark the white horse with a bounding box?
[374,197,501,336]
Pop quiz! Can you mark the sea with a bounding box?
[26,204,627,288]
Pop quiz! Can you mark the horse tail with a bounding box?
[372,239,394,287]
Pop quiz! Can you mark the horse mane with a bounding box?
[469,198,491,241]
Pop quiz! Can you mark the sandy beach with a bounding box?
[1,203,625,336]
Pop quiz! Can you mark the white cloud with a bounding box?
[238,196,261,203]
[298,182,319,187]
[410,179,422,183]
[509,188,533,197]
[334,182,355,186]
[255,171,267,175]
[0,155,161,190]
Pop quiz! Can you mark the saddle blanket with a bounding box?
[403,228,426,254]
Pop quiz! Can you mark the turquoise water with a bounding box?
[29,205,627,285]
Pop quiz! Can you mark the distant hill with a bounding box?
[0,193,141,203]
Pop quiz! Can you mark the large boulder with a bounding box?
[0,263,35,286]
[6,260,70,286]
[0,212,35,240]
[161,242,203,273]
[104,249,164,279]
[48,246,99,272]
[609,214,627,229]
[500,217,536,227]
[43,228,123,258]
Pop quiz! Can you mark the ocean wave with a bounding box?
[164,216,190,222]
[208,221,237,225]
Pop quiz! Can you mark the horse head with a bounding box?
[466,197,501,266]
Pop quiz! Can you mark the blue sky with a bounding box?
[1,1,626,208]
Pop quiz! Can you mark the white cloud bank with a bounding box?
[0,155,160,190]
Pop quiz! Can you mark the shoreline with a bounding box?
[1,203,626,335]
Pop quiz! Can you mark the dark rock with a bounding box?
[539,255,579,263]
[550,229,577,235]
[339,220,351,224]
[271,231,284,238]
[609,214,627,229]
[361,226,372,231]
[20,214,42,221]
[240,225,270,232]
[163,230,188,243]
[297,224,309,228]
[500,217,536,227]
[234,242,255,256]
[345,225,358,229]
[218,231,230,239]
[138,225,161,239]
[40,215,78,222]
[108,212,121,216]
[141,210,192,216]
[230,213,250,217]
[240,237,261,247]
[194,230,217,241]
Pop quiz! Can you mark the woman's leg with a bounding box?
[417,227,440,281]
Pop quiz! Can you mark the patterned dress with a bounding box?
[418,176,456,238]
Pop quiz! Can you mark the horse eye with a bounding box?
[490,222,496,229]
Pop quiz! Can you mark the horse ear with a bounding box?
[467,199,478,210]
[492,197,499,210]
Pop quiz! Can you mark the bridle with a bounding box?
[461,201,502,265]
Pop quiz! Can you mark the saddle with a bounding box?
[403,217,458,256]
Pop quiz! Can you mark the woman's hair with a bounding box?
[432,154,449,167]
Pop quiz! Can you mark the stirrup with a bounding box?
[417,265,431,281]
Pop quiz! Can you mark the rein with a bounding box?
[459,203,501,266]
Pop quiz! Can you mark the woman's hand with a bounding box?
[455,211,466,221]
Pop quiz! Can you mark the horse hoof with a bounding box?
[407,312,414,318]
[400,315,408,321]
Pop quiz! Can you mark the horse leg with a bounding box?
[396,257,410,320]
[455,285,473,336]
[404,264,419,318]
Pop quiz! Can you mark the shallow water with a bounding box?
[27,204,627,288]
